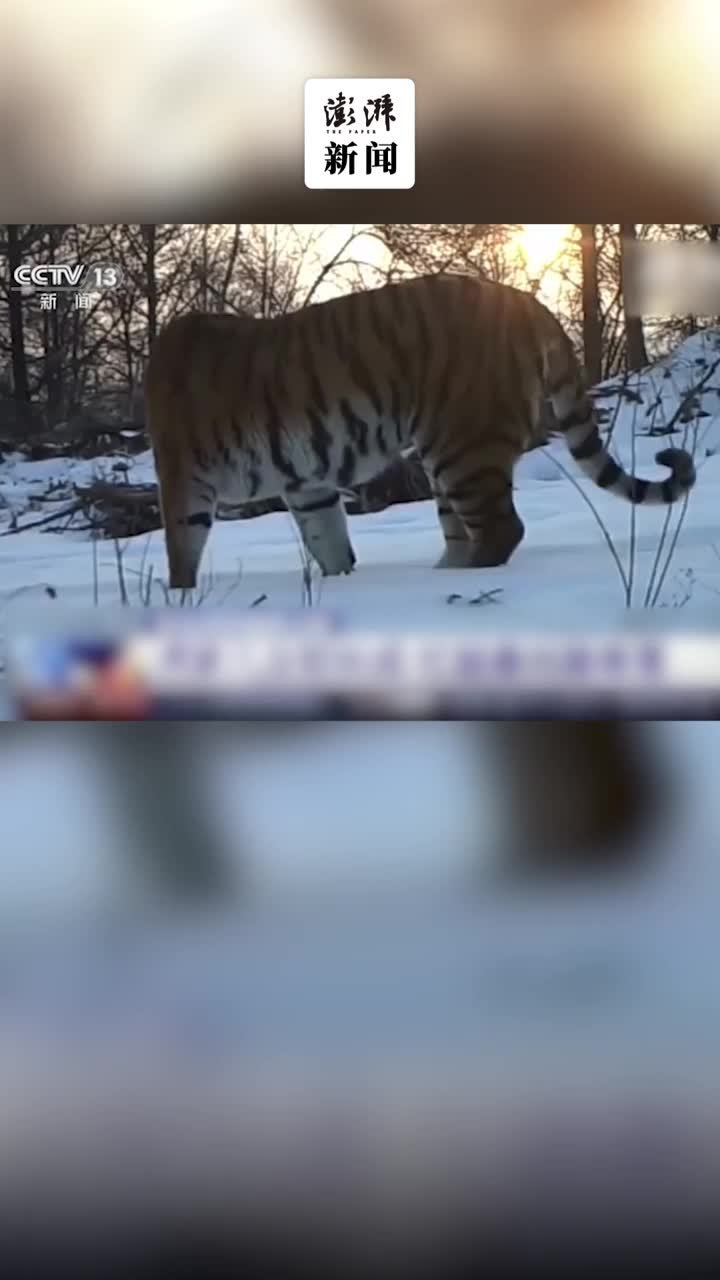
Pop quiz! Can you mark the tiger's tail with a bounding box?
[546,337,696,506]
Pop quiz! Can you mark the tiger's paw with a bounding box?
[316,543,357,576]
[434,545,471,569]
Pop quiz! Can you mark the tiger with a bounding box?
[145,272,696,589]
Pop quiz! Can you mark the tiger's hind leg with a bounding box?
[424,469,471,568]
[285,486,357,576]
[156,464,218,590]
[427,438,525,569]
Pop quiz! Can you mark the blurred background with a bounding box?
[0,719,694,911]
[1,0,719,220]
[0,721,719,1270]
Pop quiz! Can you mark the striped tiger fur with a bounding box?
[145,273,696,589]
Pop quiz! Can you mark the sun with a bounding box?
[515,224,573,278]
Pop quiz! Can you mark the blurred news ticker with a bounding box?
[1,0,719,220]
[7,609,720,720]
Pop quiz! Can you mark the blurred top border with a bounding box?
[1,0,718,222]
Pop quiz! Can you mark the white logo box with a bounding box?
[304,77,415,189]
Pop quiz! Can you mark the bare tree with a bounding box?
[578,224,602,385]
[4,224,30,404]
[374,224,521,285]
[141,224,158,349]
[620,223,648,371]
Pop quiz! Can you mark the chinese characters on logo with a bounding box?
[11,263,122,305]
[305,79,414,189]
[38,292,99,311]
[324,139,398,178]
[323,90,396,132]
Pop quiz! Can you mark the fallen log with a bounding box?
[72,480,161,538]
[5,453,432,541]
[70,480,286,539]
[74,480,157,506]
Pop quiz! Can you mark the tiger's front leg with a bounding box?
[284,487,357,576]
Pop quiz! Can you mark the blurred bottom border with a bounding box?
[1,1064,719,1277]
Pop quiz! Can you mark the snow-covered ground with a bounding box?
[2,330,720,664]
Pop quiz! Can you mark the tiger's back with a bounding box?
[146,274,696,589]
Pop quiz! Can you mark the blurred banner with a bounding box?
[7,610,720,719]
[1,0,719,220]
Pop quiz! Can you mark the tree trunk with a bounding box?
[142,224,157,350]
[620,223,648,371]
[578,224,602,385]
[6,225,30,403]
[706,226,720,326]
[200,224,210,312]
[121,311,134,393]
[41,226,67,425]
